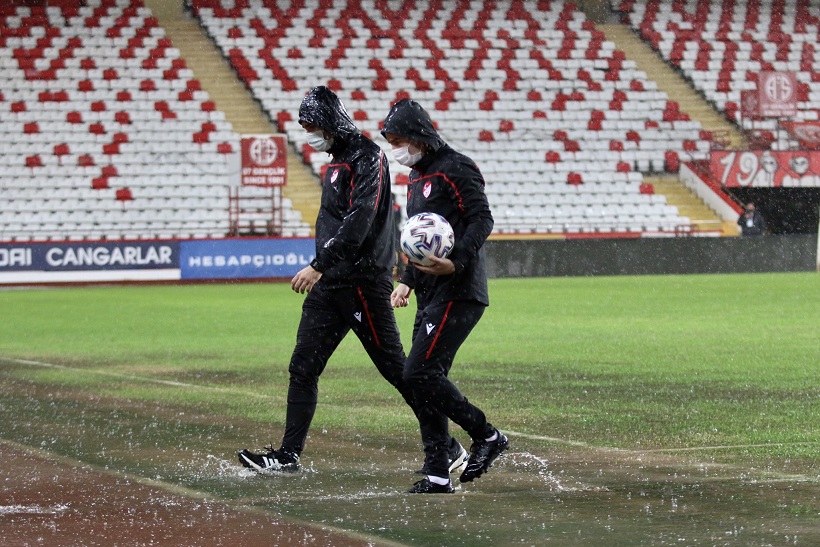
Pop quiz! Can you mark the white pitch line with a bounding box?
[504,429,818,454]
[2,357,274,400]
[503,429,631,451]
[640,442,819,452]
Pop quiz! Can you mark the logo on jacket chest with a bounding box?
[422,180,432,198]
[330,169,339,184]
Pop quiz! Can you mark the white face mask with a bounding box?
[306,130,333,152]
[392,145,424,167]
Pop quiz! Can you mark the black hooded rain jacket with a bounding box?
[381,98,494,307]
[299,86,395,287]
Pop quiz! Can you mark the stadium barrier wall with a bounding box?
[2,235,815,284]
[0,238,314,284]
[484,234,818,277]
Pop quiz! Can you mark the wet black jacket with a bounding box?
[382,98,493,306]
[300,86,395,286]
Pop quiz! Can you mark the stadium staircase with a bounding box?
[643,174,739,235]
[600,23,745,236]
[599,24,747,149]
[144,0,320,233]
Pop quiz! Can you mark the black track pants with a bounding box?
[281,274,415,454]
[403,300,494,479]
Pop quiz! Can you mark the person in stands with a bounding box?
[237,87,468,484]
[737,202,768,237]
[382,98,508,494]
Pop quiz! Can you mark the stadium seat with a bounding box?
[0,1,315,241]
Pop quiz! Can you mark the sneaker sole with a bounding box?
[449,446,469,475]
[238,451,265,471]
[238,451,299,473]
[406,482,456,494]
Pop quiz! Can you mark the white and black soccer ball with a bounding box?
[400,212,455,266]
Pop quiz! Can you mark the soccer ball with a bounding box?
[400,212,455,266]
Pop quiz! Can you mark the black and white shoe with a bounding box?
[406,477,455,494]
[414,438,469,475]
[459,430,509,483]
[237,446,300,472]
[448,440,469,475]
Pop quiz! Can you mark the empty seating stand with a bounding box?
[191,0,699,235]
[0,0,308,242]
[614,0,820,150]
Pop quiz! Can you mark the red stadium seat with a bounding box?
[92,177,110,189]
[26,155,43,168]
[116,188,133,201]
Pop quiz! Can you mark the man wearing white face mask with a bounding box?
[304,127,333,152]
[382,98,507,494]
[238,87,469,481]
[392,142,424,167]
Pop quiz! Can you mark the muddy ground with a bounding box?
[0,443,385,546]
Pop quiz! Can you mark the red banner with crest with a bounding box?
[757,72,798,118]
[240,135,287,187]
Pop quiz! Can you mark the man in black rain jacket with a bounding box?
[383,98,509,494]
[238,87,468,480]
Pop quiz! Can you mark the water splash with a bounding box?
[508,451,566,490]
[0,504,68,515]
[177,455,318,481]
[177,454,257,480]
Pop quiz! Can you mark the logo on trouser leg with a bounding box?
[426,322,436,335]
[354,312,362,322]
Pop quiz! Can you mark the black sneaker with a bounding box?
[406,477,455,494]
[459,431,509,483]
[237,446,300,472]
[414,439,469,475]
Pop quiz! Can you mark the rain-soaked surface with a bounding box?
[1,368,817,545]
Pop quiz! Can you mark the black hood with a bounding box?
[299,85,358,141]
[381,98,444,153]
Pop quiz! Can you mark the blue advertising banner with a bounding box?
[0,241,180,272]
[180,238,315,279]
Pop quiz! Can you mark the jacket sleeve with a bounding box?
[312,149,388,272]
[446,158,494,273]
[399,260,417,288]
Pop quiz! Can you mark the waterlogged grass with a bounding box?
[1,272,818,467]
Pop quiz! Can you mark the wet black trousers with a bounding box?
[404,300,494,479]
[281,274,416,455]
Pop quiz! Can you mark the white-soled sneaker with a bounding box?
[238,446,300,472]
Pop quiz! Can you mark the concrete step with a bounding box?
[643,175,731,234]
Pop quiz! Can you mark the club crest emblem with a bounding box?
[330,169,339,184]
[423,180,432,198]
